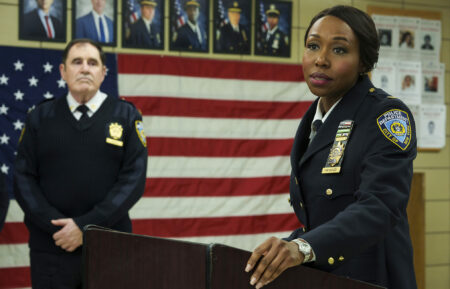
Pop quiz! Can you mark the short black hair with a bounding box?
[304,5,379,74]
[62,38,106,66]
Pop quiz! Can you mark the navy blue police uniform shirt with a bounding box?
[285,75,417,289]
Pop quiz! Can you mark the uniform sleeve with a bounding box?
[13,112,66,234]
[298,101,417,269]
[73,107,148,230]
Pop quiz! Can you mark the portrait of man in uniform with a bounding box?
[73,0,117,46]
[255,0,291,58]
[122,0,164,50]
[19,0,66,42]
[214,0,251,54]
[170,0,209,52]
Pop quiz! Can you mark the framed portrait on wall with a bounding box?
[122,0,165,50]
[72,0,117,46]
[213,0,251,54]
[169,0,209,53]
[19,0,67,42]
[255,0,292,58]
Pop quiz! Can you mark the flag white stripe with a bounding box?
[148,156,290,178]
[0,244,29,268]
[5,200,24,222]
[143,116,301,139]
[119,74,316,102]
[130,194,291,219]
[7,193,293,223]
[0,232,293,268]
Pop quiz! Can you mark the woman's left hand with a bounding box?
[245,237,304,289]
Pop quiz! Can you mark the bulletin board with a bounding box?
[368,6,445,152]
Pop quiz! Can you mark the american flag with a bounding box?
[216,0,229,28]
[0,46,315,288]
[259,1,269,33]
[173,0,185,30]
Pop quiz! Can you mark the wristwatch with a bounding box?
[292,238,313,263]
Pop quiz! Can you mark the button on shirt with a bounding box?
[67,91,107,120]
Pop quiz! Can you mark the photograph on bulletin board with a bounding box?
[254,0,291,58]
[213,0,251,55]
[19,0,67,42]
[72,0,117,46]
[122,0,165,50]
[169,0,209,53]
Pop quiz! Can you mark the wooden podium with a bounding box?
[83,226,385,289]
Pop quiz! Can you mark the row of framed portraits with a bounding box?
[18,0,292,57]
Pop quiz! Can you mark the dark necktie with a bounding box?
[99,17,106,42]
[76,105,89,124]
[310,119,323,143]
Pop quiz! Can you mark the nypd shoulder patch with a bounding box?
[377,109,411,150]
[135,120,147,147]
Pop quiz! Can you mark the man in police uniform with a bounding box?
[259,4,289,57]
[14,39,147,289]
[173,0,207,51]
[216,1,249,54]
[127,0,162,49]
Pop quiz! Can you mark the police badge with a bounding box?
[106,122,124,147]
[322,120,354,174]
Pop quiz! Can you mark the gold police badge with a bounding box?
[106,122,124,147]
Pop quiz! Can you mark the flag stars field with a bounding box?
[14,60,24,71]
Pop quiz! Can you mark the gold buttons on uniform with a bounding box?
[302,227,306,232]
[295,177,298,185]
[299,202,303,208]
[339,256,344,261]
[328,257,335,265]
[326,188,333,196]
[369,88,375,93]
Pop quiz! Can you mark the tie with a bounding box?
[309,119,323,142]
[45,16,53,38]
[76,105,89,124]
[99,17,106,42]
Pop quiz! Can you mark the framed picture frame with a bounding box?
[213,0,251,54]
[122,0,165,50]
[254,0,292,58]
[72,0,117,46]
[19,0,67,42]
[169,0,209,53]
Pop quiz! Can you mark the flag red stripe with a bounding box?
[118,55,304,81]
[144,176,289,197]
[0,213,299,244]
[147,138,294,157]
[132,213,301,238]
[126,97,311,119]
[0,222,28,244]
[0,267,31,288]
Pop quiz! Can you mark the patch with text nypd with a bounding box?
[377,109,411,150]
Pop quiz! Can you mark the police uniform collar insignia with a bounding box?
[377,109,411,150]
[135,120,147,147]
[106,122,124,147]
[322,120,354,174]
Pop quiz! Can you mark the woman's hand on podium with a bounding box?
[245,237,303,289]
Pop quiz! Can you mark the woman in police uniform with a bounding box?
[245,5,417,289]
